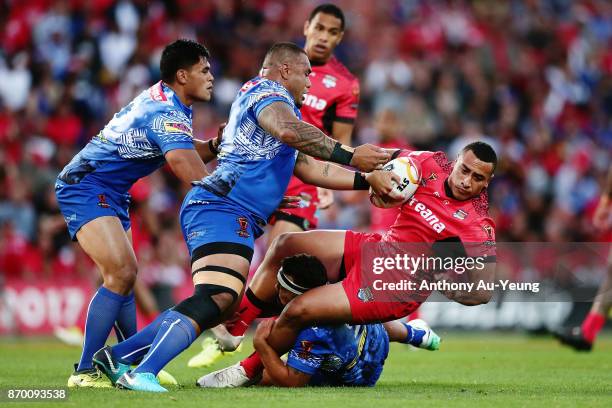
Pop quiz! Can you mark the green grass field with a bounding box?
[1,332,610,408]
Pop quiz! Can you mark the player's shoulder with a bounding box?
[249,77,289,94]
[327,56,358,83]
[138,83,186,117]
[243,77,293,104]
[459,188,494,234]
[398,149,439,168]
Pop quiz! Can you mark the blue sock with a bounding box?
[132,310,197,376]
[114,292,136,342]
[402,322,425,346]
[77,287,130,371]
[111,310,171,365]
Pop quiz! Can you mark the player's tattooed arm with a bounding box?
[258,102,390,171]
[294,153,400,195]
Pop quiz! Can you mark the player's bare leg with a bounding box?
[221,230,346,342]
[267,220,304,250]
[252,230,346,302]
[68,216,138,388]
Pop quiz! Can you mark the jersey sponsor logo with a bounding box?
[420,172,438,186]
[97,194,110,208]
[163,121,192,135]
[236,217,250,238]
[303,94,327,110]
[406,197,446,233]
[322,74,337,88]
[357,287,374,303]
[149,82,167,102]
[453,209,468,220]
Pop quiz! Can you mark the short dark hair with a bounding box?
[309,3,345,31]
[461,141,498,173]
[263,42,307,66]
[160,39,210,83]
[282,254,327,290]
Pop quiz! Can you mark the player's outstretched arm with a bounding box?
[193,122,225,164]
[165,149,209,183]
[254,320,311,387]
[257,102,389,171]
[293,152,403,198]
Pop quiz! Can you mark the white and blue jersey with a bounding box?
[180,77,301,258]
[56,81,195,238]
[286,323,390,387]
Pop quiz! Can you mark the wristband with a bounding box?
[330,142,354,165]
[390,149,402,160]
[353,172,369,190]
[208,138,219,155]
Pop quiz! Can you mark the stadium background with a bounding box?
[0,0,610,336]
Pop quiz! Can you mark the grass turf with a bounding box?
[0,332,610,407]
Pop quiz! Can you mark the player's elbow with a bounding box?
[277,128,297,144]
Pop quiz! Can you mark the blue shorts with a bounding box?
[55,180,131,240]
[180,187,264,263]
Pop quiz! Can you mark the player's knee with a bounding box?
[272,232,297,257]
[103,259,137,294]
[174,284,239,331]
[462,290,492,306]
[210,291,237,315]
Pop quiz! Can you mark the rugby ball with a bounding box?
[369,156,421,208]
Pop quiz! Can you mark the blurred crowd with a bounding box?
[0,0,610,294]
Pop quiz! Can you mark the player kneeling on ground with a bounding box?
[198,254,439,388]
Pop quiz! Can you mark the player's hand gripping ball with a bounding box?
[369,156,421,208]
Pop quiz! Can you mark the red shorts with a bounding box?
[273,177,318,229]
[341,230,421,324]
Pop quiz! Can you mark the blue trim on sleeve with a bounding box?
[160,141,195,155]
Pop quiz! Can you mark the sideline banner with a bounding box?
[0,280,93,335]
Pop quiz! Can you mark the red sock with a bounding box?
[228,290,264,336]
[240,352,263,379]
[581,312,606,343]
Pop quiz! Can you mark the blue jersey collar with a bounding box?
[161,81,193,117]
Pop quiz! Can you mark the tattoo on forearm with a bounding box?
[279,120,335,159]
[322,163,330,177]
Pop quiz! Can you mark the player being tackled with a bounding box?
[197,254,440,388]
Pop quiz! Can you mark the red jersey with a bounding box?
[385,150,496,258]
[283,57,360,220]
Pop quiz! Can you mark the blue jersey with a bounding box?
[56,81,194,194]
[286,323,390,387]
[199,77,301,223]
